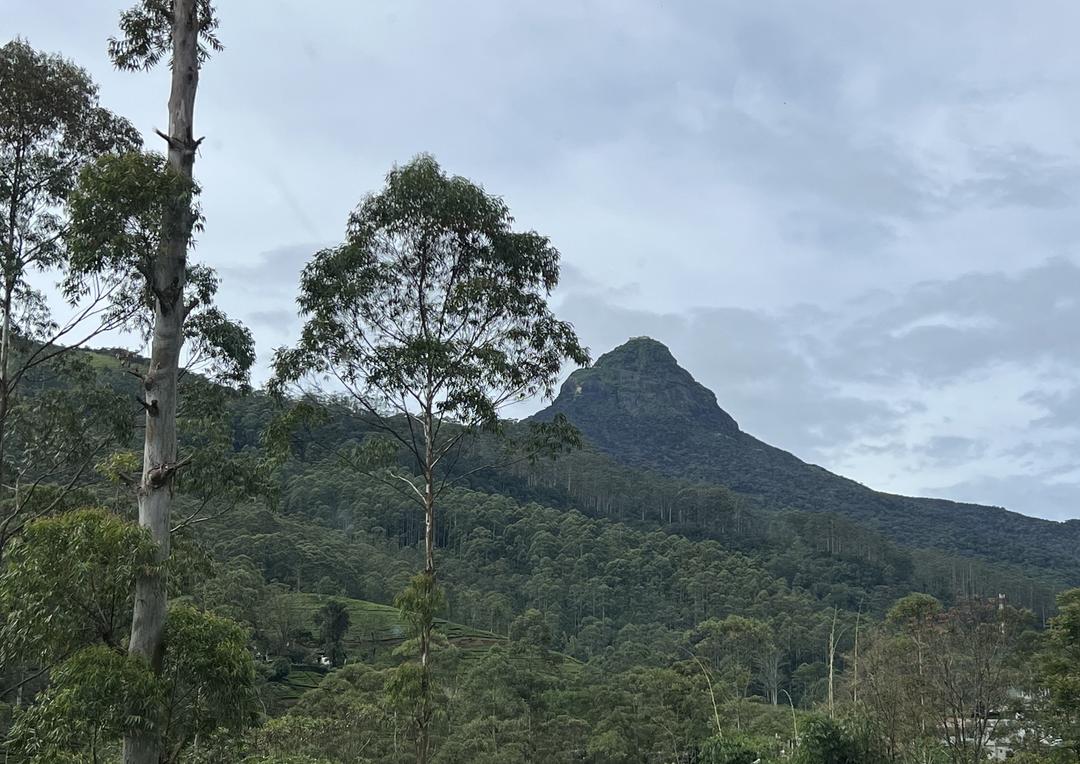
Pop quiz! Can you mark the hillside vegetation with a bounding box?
[535,337,1080,585]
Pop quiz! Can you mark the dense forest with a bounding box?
[1,3,1079,764]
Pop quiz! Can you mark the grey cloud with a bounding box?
[545,258,1080,520]
[14,1,1080,521]
[1024,387,1080,428]
[245,309,296,332]
[220,243,322,296]
[929,474,1079,523]
[919,436,988,468]
[780,210,899,257]
[959,145,1080,209]
[215,244,323,377]
[830,258,1080,382]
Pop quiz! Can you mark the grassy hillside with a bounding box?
[259,592,513,710]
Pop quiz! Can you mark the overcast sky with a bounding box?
[10,1,1080,521]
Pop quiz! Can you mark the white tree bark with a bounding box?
[123,1,200,761]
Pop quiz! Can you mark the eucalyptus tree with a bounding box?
[271,154,588,761]
[66,2,234,761]
[0,39,141,559]
[63,163,254,758]
[8,604,256,763]
[0,508,157,665]
[0,509,258,761]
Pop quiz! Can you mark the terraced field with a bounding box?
[262,593,508,709]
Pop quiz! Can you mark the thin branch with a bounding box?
[0,662,53,699]
[171,496,240,533]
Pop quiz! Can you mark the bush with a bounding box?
[793,715,884,764]
[269,656,292,681]
[700,735,759,764]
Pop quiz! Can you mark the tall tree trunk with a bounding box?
[0,149,20,563]
[123,1,199,761]
[417,405,435,764]
[853,600,863,706]
[0,278,14,562]
[827,608,838,717]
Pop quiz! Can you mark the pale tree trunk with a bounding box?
[853,600,863,706]
[763,649,781,706]
[418,403,435,764]
[0,147,20,563]
[0,277,15,561]
[827,609,838,717]
[123,1,200,761]
[423,430,435,576]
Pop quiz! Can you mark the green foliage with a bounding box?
[158,604,260,749]
[65,150,196,291]
[0,508,157,661]
[394,572,445,650]
[508,608,553,651]
[185,305,258,388]
[0,508,256,758]
[315,599,350,667]
[65,151,255,385]
[97,449,141,483]
[794,715,881,764]
[1040,588,1080,757]
[109,0,223,70]
[248,663,400,762]
[699,735,760,764]
[271,153,589,428]
[0,354,134,553]
[1,38,140,271]
[247,715,375,763]
[10,644,160,762]
[886,592,942,627]
[0,38,142,557]
[8,608,258,762]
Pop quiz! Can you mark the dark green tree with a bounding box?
[270,155,588,762]
[388,571,447,762]
[0,39,140,560]
[9,606,256,763]
[794,715,881,764]
[0,508,157,664]
[1040,588,1080,759]
[1,510,256,762]
[315,598,351,667]
[699,735,760,764]
[9,644,160,763]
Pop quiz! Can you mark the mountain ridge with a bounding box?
[534,336,1080,584]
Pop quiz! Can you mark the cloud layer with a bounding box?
[551,259,1080,521]
[11,1,1080,519]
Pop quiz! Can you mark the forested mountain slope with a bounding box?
[6,344,1068,760]
[73,344,1066,611]
[534,337,1080,585]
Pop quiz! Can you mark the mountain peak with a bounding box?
[536,337,740,435]
[594,336,680,370]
